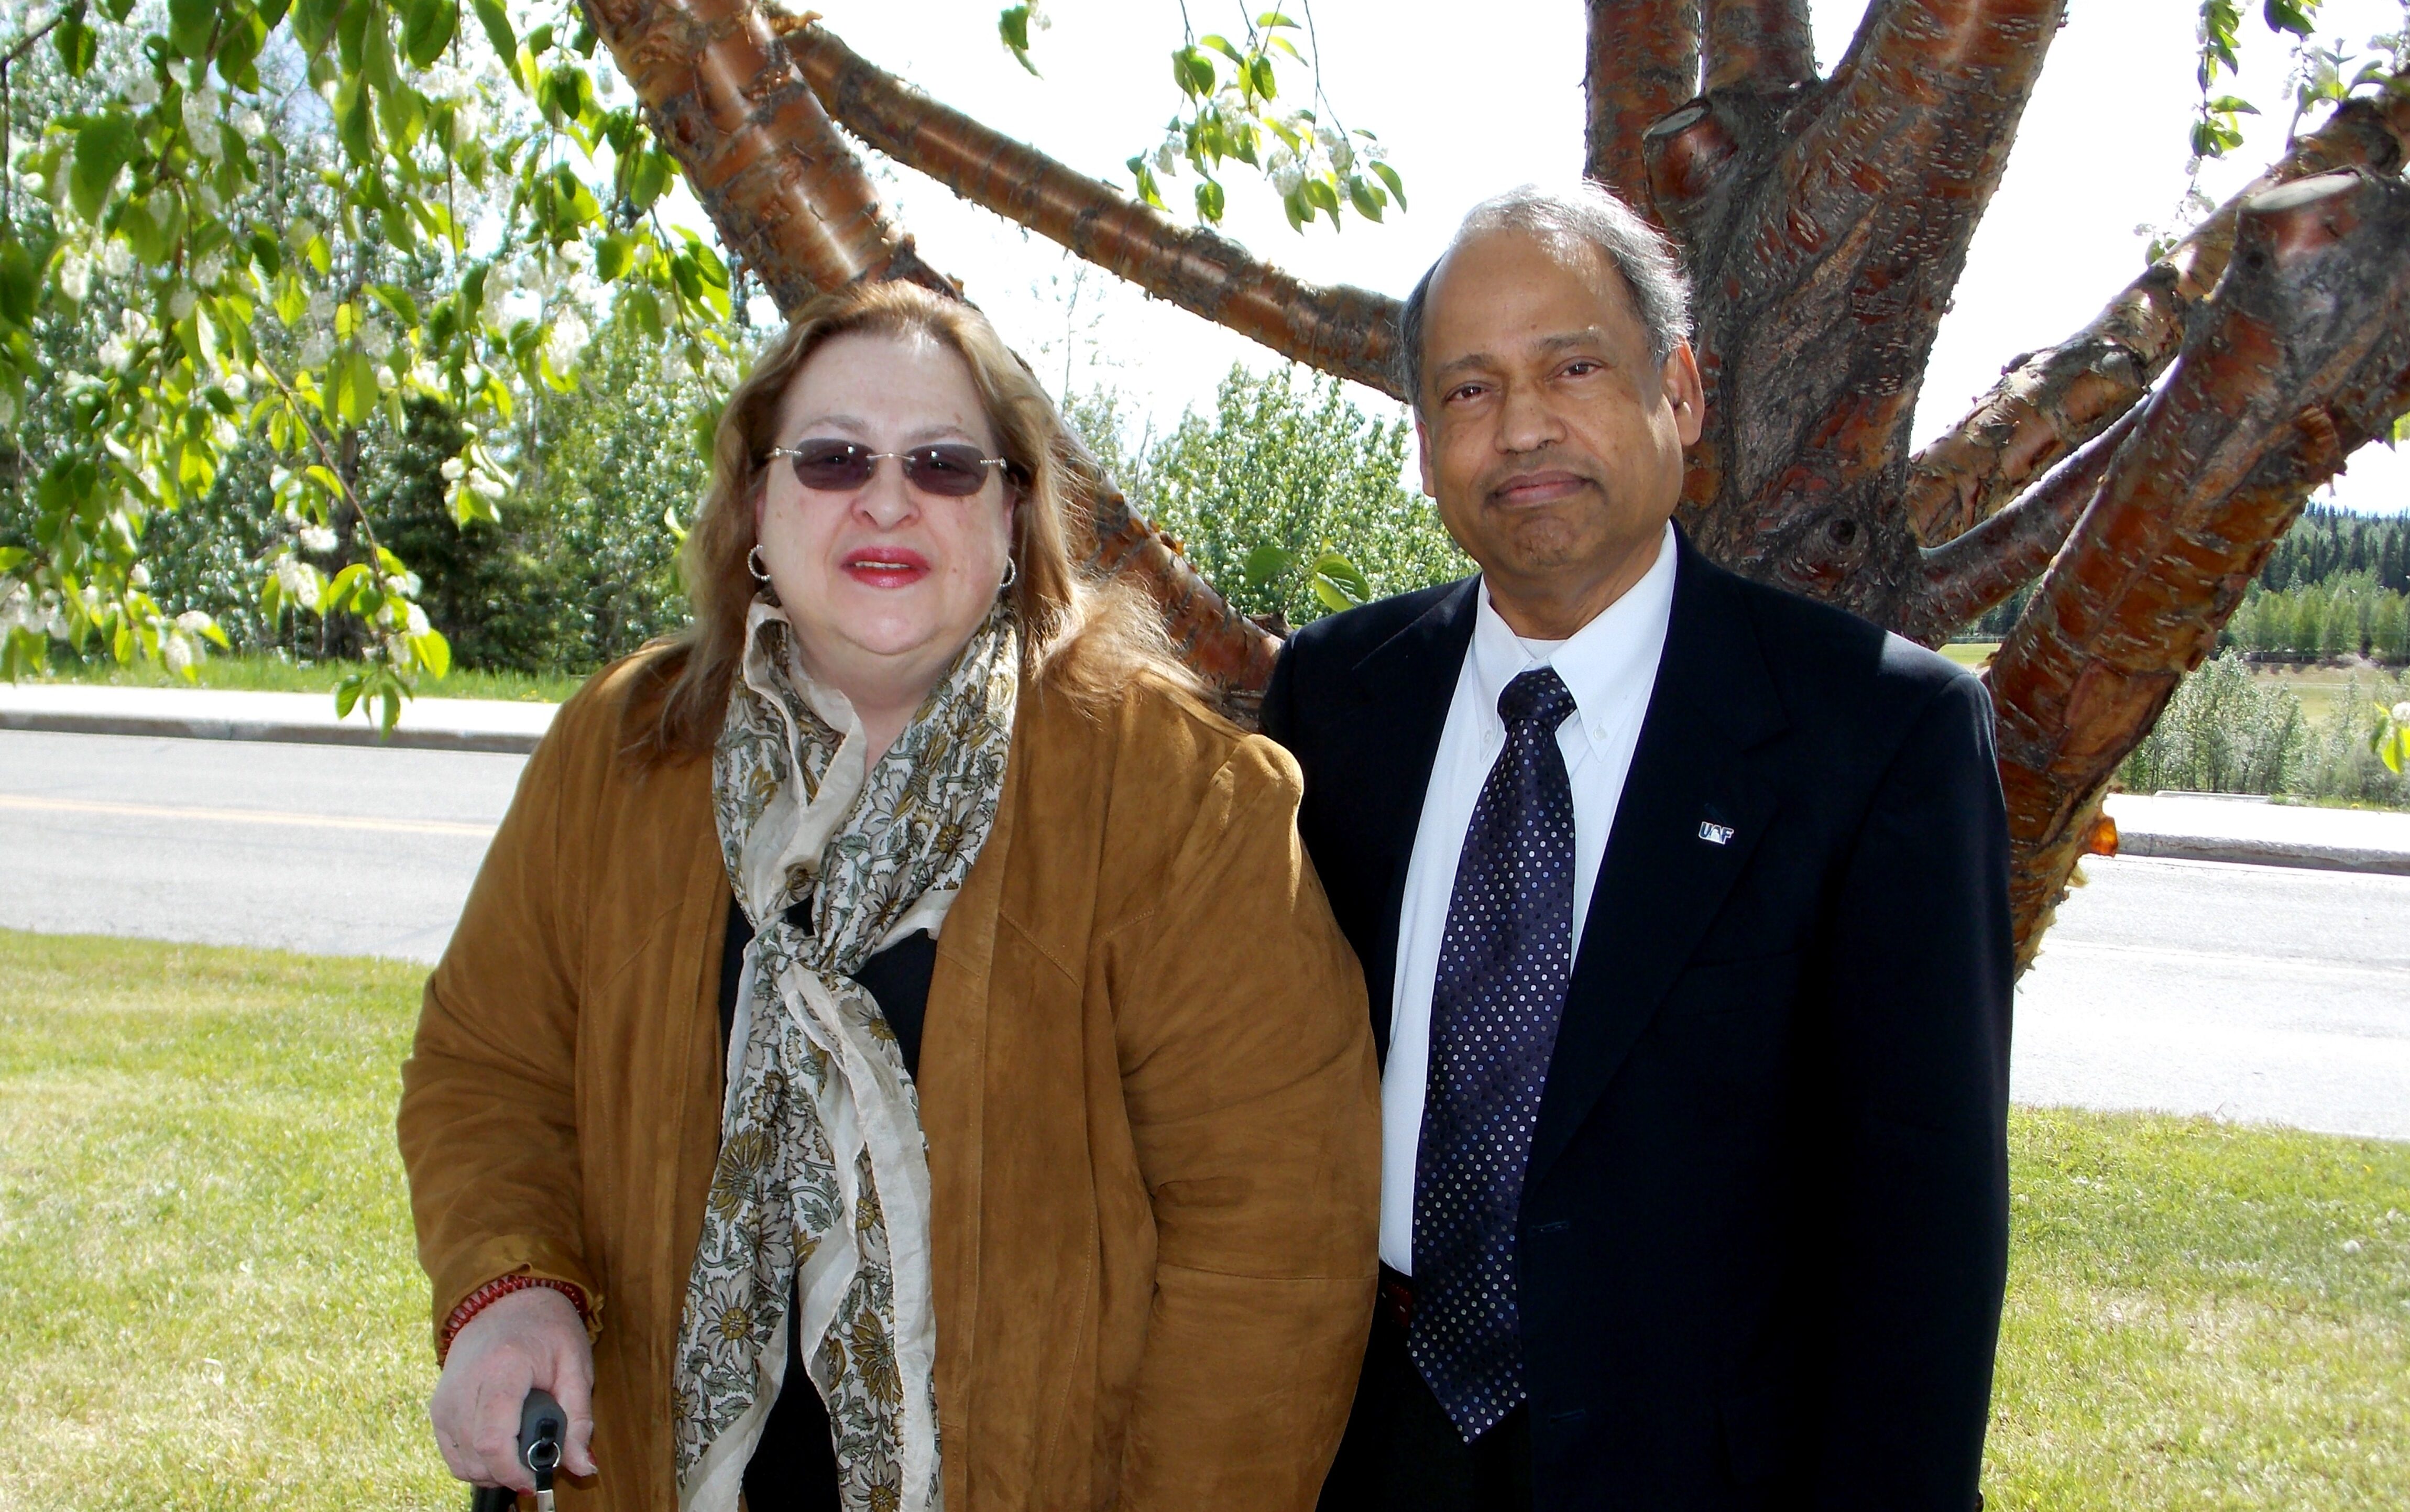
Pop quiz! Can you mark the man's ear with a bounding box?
[1415,415,1437,498]
[1662,342,1705,447]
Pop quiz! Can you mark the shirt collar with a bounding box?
[1468,520,1679,746]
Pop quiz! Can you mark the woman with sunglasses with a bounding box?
[398,279,1379,1512]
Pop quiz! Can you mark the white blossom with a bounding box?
[57,254,91,301]
[359,322,393,359]
[660,348,689,386]
[382,575,412,598]
[471,475,506,502]
[223,371,248,400]
[289,216,319,247]
[233,108,265,141]
[129,563,152,587]
[1269,152,1306,197]
[440,457,467,481]
[120,307,151,342]
[169,287,198,320]
[705,353,738,389]
[175,610,213,634]
[543,312,590,369]
[405,604,431,636]
[166,58,192,87]
[2393,701,2410,725]
[298,525,338,554]
[193,185,222,216]
[193,250,227,287]
[97,337,131,371]
[0,579,29,633]
[298,331,333,366]
[162,635,194,675]
[1317,125,1355,172]
[1153,132,1182,176]
[275,556,322,605]
[306,289,335,323]
[452,102,483,148]
[376,366,396,391]
[101,240,133,278]
[127,76,160,107]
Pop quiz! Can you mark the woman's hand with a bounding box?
[429,1285,600,1491]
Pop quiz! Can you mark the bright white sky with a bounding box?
[776,0,2410,515]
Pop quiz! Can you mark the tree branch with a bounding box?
[1897,399,2140,646]
[782,18,1405,399]
[1584,1,1701,209]
[580,0,952,313]
[1987,170,2410,965]
[1658,1,2063,607]
[1903,88,2410,543]
[1703,0,1815,92]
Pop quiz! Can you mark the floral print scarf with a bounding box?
[674,597,1018,1512]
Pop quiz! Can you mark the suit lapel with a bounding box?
[1345,578,1478,1062]
[1525,538,1787,1188]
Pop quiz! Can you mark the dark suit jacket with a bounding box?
[1263,530,2013,1511]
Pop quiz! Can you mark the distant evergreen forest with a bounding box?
[2255,503,2410,593]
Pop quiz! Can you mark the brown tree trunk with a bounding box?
[584,0,2410,965]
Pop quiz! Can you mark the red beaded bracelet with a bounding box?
[440,1274,591,1362]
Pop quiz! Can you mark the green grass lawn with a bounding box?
[3,929,2405,1508]
[1944,640,1998,670]
[37,652,587,704]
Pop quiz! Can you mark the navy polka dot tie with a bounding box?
[1410,666,1579,1441]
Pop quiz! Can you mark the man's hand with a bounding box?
[430,1286,600,1491]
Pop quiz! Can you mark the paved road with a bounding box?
[2013,853,2410,1141]
[4,729,2405,1137]
[0,728,523,962]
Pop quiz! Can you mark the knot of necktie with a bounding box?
[1497,666,1576,735]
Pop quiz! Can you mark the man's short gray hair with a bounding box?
[1395,182,1694,412]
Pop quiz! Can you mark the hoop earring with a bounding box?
[747,544,773,585]
[998,557,1018,594]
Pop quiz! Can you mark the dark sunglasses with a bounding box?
[766,439,1026,499]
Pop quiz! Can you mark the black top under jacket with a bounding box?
[716,891,937,1512]
[1265,529,2014,1512]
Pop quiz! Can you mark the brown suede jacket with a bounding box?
[397,649,1379,1510]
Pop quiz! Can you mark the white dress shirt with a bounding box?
[1379,523,1679,1275]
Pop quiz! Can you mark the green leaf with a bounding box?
[2262,0,2317,38]
[402,0,458,66]
[334,76,378,163]
[1346,175,1386,223]
[998,5,1040,75]
[334,675,363,719]
[1370,159,1407,210]
[1309,550,1371,611]
[412,628,453,680]
[2207,94,2260,114]
[370,282,422,327]
[1194,177,1225,222]
[1241,543,1293,588]
[473,0,517,59]
[54,13,98,76]
[69,116,138,223]
[629,148,671,208]
[0,546,27,573]
[166,0,214,57]
[595,232,632,280]
[0,237,35,327]
[332,349,380,426]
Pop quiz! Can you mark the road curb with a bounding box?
[2113,830,2410,876]
[0,707,543,755]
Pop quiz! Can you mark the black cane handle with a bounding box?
[467,1389,566,1511]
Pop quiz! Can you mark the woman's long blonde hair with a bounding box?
[626,280,1194,765]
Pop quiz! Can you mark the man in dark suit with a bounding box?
[1265,182,2013,1511]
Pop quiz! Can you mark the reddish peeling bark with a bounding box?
[1651,0,2064,627]
[578,0,950,309]
[1585,1,1702,208]
[782,19,1405,400]
[1902,91,2410,546]
[1988,171,2410,963]
[1898,402,2138,648]
[1702,0,1815,92]
[579,0,1279,715]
